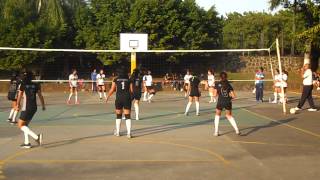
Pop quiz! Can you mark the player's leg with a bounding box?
[272,87,278,103]
[123,109,132,138]
[67,87,73,104]
[133,99,140,120]
[114,109,122,136]
[226,108,240,135]
[74,88,79,104]
[214,108,222,136]
[147,88,155,103]
[195,96,200,116]
[103,85,107,99]
[18,111,42,148]
[143,86,148,101]
[185,96,193,116]
[11,101,19,124]
[98,86,102,99]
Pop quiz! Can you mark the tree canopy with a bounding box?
[0,0,319,70]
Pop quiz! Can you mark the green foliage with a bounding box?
[223,10,306,54]
[75,0,222,65]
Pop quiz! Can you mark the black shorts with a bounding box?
[146,86,156,94]
[20,109,37,122]
[216,102,232,111]
[115,97,132,110]
[132,92,142,100]
[189,90,201,97]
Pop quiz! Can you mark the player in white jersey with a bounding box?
[280,70,288,103]
[271,69,282,103]
[206,69,216,103]
[183,70,192,98]
[143,70,155,103]
[96,69,107,100]
[67,69,79,104]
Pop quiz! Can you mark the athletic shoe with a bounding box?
[20,143,32,149]
[114,130,120,137]
[127,134,132,139]
[236,131,241,136]
[196,113,200,116]
[214,132,219,137]
[35,134,43,146]
[67,100,71,105]
[148,99,152,103]
[294,107,302,111]
[7,118,12,122]
[10,121,17,125]
[184,112,189,116]
[209,100,213,103]
[271,100,277,104]
[307,108,318,112]
[136,118,139,121]
[75,101,80,105]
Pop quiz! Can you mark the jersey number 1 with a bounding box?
[121,82,125,90]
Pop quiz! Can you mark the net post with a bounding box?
[130,48,136,74]
[268,49,274,79]
[276,38,286,114]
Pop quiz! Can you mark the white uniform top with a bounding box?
[303,69,313,85]
[208,75,215,87]
[274,74,282,87]
[184,74,192,84]
[282,74,288,88]
[143,75,153,86]
[69,74,78,87]
[96,74,105,85]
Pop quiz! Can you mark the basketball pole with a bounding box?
[131,49,136,74]
[276,38,286,114]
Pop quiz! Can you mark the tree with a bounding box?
[269,0,320,70]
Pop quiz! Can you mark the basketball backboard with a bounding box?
[120,33,148,52]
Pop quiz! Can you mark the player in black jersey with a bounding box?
[213,72,240,137]
[130,69,143,120]
[106,68,133,138]
[15,72,45,148]
[184,71,201,116]
[7,72,21,124]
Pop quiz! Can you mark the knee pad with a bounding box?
[116,114,122,119]
[125,114,131,120]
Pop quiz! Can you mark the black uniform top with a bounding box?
[20,82,40,111]
[130,76,142,93]
[190,76,200,92]
[215,81,234,103]
[113,77,131,98]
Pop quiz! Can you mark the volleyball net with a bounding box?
[0,44,277,88]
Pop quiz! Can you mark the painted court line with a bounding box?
[6,159,218,164]
[242,108,320,139]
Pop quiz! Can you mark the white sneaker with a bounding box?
[209,100,213,103]
[271,100,277,104]
[294,107,302,111]
[184,112,189,116]
[114,130,120,137]
[127,134,132,139]
[214,132,219,137]
[136,118,139,121]
[307,108,318,112]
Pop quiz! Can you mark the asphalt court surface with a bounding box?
[0,90,319,180]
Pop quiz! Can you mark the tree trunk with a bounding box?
[311,45,320,71]
[291,15,296,56]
